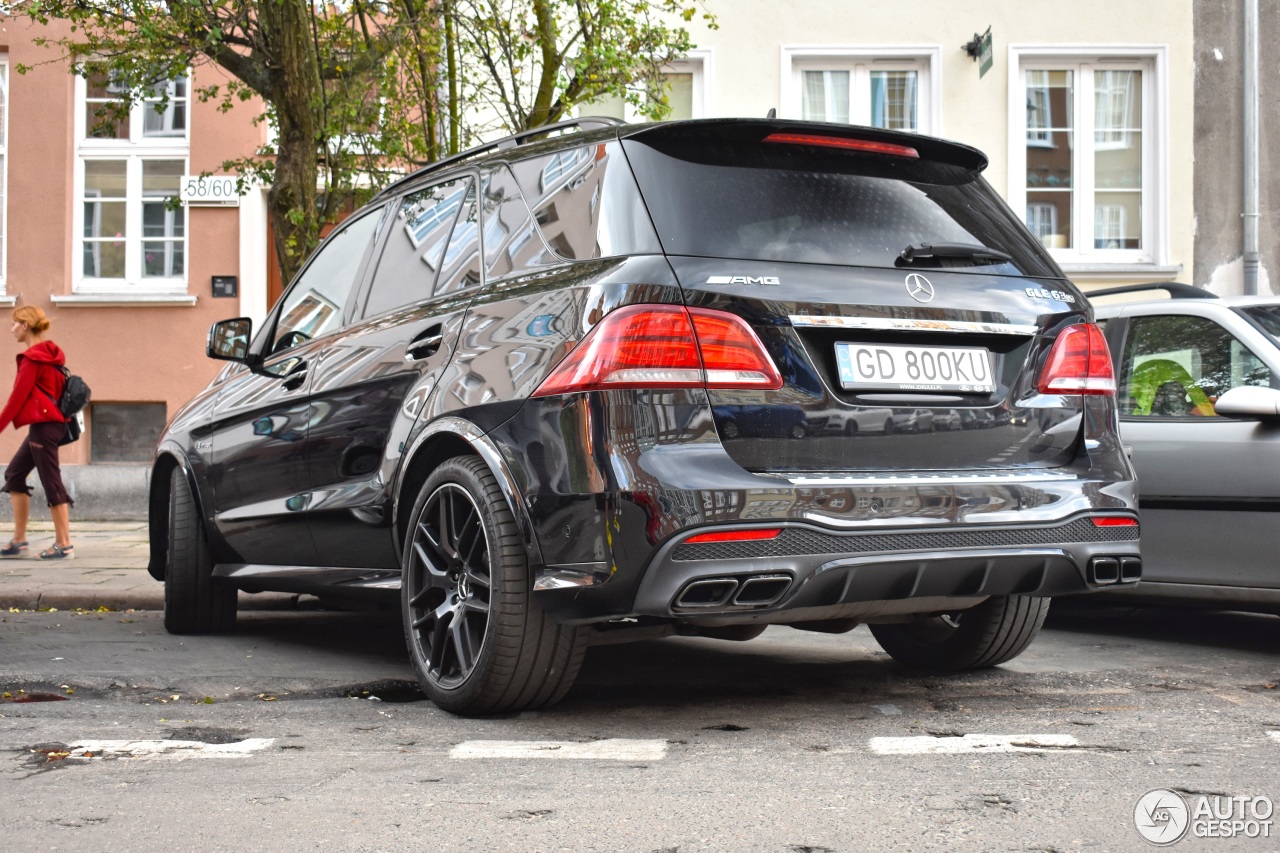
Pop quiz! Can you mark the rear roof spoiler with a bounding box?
[622,118,989,172]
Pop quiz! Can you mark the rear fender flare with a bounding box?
[394,417,543,572]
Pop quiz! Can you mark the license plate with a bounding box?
[835,342,995,393]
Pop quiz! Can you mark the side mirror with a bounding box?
[1213,386,1280,421]
[207,317,253,363]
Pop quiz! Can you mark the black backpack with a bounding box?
[45,366,91,445]
[56,367,91,418]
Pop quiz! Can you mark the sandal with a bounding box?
[1,540,28,557]
[38,544,74,560]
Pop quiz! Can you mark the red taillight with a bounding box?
[683,528,783,544]
[1036,323,1115,395]
[763,132,920,159]
[1091,516,1139,527]
[532,305,782,397]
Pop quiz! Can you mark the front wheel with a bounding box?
[163,468,236,634]
[401,456,586,715]
[868,596,1050,672]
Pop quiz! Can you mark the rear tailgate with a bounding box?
[621,120,1091,473]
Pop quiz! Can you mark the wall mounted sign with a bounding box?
[963,27,994,78]
[182,175,241,207]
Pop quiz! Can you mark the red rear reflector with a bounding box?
[763,132,920,158]
[684,528,783,544]
[1036,323,1116,395]
[1091,517,1138,527]
[532,304,782,396]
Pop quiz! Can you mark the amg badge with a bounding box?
[706,275,781,286]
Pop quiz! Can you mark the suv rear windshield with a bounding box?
[622,127,1061,278]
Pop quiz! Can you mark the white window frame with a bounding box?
[72,71,191,294]
[578,50,712,122]
[0,55,8,296]
[780,46,940,133]
[1007,46,1168,270]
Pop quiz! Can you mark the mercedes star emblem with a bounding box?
[905,273,935,303]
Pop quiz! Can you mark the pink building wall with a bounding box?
[1,17,267,470]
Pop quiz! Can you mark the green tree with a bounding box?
[14,0,712,284]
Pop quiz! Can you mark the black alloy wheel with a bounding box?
[405,477,493,690]
[401,456,586,715]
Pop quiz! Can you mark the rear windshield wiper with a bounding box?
[898,242,1013,266]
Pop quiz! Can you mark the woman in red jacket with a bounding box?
[0,306,73,559]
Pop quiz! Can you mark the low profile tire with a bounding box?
[401,456,586,715]
[868,595,1050,672]
[163,468,236,635]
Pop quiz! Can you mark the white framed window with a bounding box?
[0,55,8,293]
[73,70,190,293]
[1009,48,1165,268]
[579,51,712,121]
[781,47,939,133]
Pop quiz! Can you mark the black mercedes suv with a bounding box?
[150,117,1141,715]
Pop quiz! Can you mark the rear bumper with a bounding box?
[541,513,1139,625]
[634,514,1139,623]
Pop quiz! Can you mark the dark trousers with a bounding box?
[3,421,73,507]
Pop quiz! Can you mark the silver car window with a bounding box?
[1118,314,1272,417]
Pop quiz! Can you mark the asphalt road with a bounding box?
[1,602,1278,852]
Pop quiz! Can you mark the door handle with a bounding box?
[407,326,445,361]
[281,361,309,392]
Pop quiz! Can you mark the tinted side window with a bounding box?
[363,177,471,318]
[274,207,382,352]
[511,141,660,262]
[436,182,482,295]
[1118,315,1272,417]
[483,165,555,279]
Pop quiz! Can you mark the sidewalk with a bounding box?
[0,521,310,612]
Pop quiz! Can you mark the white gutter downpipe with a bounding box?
[1244,0,1261,295]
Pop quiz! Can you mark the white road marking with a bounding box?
[869,734,1079,755]
[872,704,902,716]
[1267,731,1280,745]
[450,739,667,761]
[64,738,275,760]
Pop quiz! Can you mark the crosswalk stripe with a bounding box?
[63,738,275,760]
[450,739,667,760]
[869,734,1079,755]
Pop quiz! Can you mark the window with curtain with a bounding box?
[802,70,850,123]
[791,57,930,132]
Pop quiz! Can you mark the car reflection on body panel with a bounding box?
[713,404,808,440]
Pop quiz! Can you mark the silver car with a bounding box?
[1093,283,1280,613]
